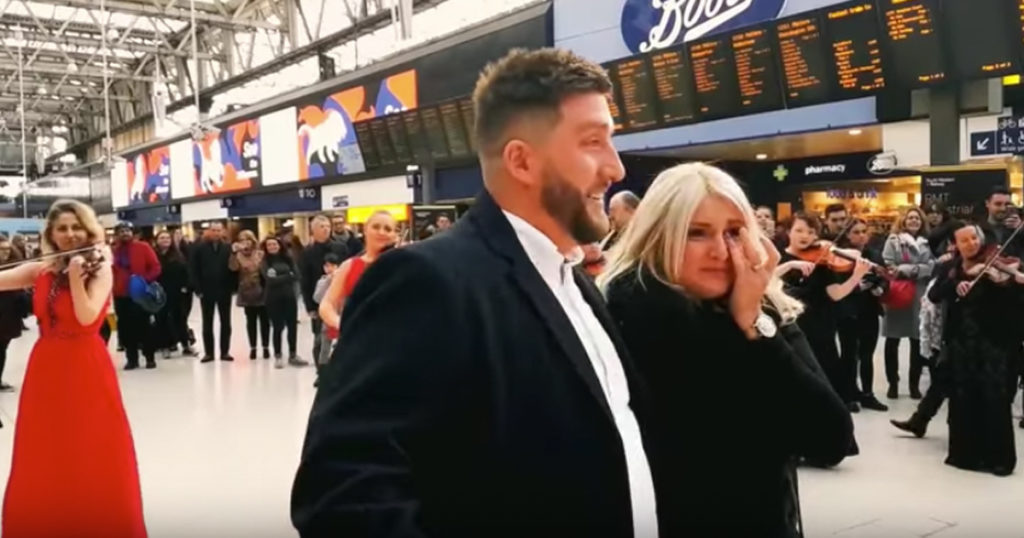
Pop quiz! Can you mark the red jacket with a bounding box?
[112,240,161,298]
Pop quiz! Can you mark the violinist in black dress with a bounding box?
[928,223,1024,476]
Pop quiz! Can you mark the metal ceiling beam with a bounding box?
[0,62,154,81]
[24,0,282,30]
[4,27,222,59]
[0,12,165,42]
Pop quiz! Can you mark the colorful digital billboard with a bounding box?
[191,119,260,196]
[125,146,171,206]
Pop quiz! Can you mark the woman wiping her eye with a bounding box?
[599,163,852,538]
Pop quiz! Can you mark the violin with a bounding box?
[963,244,1024,286]
[0,244,107,277]
[791,240,892,277]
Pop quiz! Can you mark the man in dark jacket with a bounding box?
[292,48,658,538]
[331,214,363,258]
[190,221,236,362]
[300,214,348,372]
[112,222,161,370]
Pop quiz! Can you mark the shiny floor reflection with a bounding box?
[0,310,1020,537]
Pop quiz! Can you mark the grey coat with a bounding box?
[882,233,934,338]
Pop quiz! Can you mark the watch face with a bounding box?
[755,314,778,338]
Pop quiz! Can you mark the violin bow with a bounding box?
[0,245,103,272]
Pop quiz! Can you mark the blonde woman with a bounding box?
[0,200,146,536]
[230,229,269,359]
[599,163,852,538]
[881,207,933,399]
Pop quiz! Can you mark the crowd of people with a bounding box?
[0,46,1022,537]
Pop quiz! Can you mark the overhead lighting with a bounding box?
[755,153,768,160]
[36,87,47,95]
[849,129,863,136]
[69,79,81,86]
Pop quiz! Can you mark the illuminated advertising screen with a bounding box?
[125,146,171,206]
[191,119,259,196]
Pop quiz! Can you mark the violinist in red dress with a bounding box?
[0,200,147,536]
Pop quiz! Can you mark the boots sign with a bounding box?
[620,0,786,54]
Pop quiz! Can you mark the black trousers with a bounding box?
[243,306,270,350]
[155,292,191,350]
[268,297,298,357]
[917,359,950,422]
[0,338,9,383]
[200,294,233,357]
[310,316,323,367]
[114,297,154,366]
[838,314,880,399]
[100,321,111,344]
[885,337,924,390]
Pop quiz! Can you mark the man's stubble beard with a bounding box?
[539,168,608,245]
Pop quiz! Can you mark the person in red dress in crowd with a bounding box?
[0,200,146,537]
[319,210,399,348]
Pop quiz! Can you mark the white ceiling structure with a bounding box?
[0,0,540,173]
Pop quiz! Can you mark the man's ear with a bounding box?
[503,138,539,188]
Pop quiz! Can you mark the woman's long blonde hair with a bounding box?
[891,206,929,237]
[40,199,105,270]
[597,162,803,325]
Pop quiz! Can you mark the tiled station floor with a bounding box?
[0,309,1021,537]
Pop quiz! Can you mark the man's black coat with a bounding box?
[292,190,657,538]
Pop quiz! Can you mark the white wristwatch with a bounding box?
[752,312,778,339]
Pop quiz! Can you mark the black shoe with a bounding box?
[887,385,899,399]
[125,363,139,370]
[909,386,922,400]
[0,383,15,393]
[263,348,270,359]
[860,394,889,412]
[1019,418,1024,429]
[250,349,257,360]
[200,355,215,363]
[313,377,320,388]
[145,359,157,369]
[847,401,861,413]
[992,466,1014,477]
[182,347,198,357]
[891,417,927,438]
[221,355,234,362]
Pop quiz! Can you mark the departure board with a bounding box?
[878,0,946,87]
[353,121,380,169]
[730,27,784,113]
[826,2,885,96]
[439,101,471,158]
[603,62,627,131]
[688,36,741,119]
[401,110,430,161]
[369,118,396,166]
[649,48,698,124]
[384,113,412,163]
[612,57,660,129]
[774,14,834,108]
[940,0,1018,79]
[419,107,451,161]
[458,97,477,152]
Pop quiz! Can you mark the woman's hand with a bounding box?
[775,260,814,278]
[956,280,974,297]
[937,252,954,264]
[67,255,86,282]
[727,228,780,336]
[852,258,872,280]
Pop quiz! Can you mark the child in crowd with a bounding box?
[312,253,342,370]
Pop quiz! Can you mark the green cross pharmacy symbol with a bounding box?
[773,165,789,182]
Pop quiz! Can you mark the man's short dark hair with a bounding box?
[824,203,847,217]
[989,186,1011,200]
[323,253,341,266]
[472,48,612,156]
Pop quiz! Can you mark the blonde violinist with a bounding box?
[0,200,146,536]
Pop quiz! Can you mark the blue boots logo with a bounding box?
[621,0,787,54]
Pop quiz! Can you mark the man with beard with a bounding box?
[292,48,657,538]
[330,214,362,258]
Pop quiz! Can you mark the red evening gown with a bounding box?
[2,271,146,537]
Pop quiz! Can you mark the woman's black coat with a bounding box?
[605,269,853,538]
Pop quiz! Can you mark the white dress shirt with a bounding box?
[503,211,658,538]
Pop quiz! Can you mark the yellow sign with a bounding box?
[346,204,410,223]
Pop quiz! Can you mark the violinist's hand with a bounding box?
[938,252,954,264]
[776,260,815,278]
[1015,272,1024,286]
[956,280,974,297]
[852,258,872,280]
[67,255,86,282]
[727,227,780,337]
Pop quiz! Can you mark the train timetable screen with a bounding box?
[878,0,946,87]
[612,57,660,130]
[457,98,477,152]
[369,118,396,166]
[688,36,741,119]
[439,101,471,158]
[826,2,885,96]
[401,110,430,161]
[941,0,1017,79]
[774,14,834,108]
[384,113,412,163]
[730,27,784,114]
[419,107,451,161]
[649,47,698,124]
